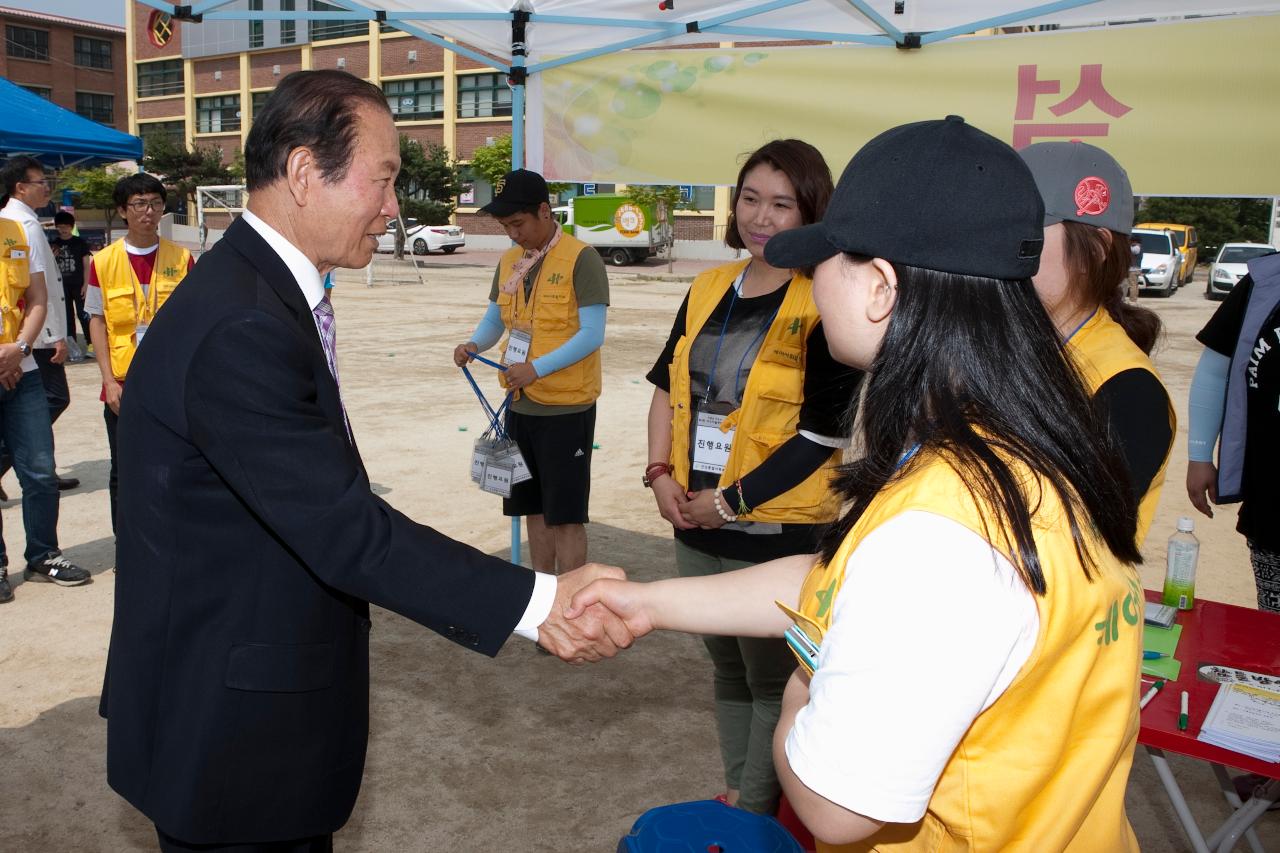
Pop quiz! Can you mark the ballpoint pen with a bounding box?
[1140,679,1165,710]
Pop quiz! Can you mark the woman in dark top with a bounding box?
[642,139,861,815]
[1020,141,1174,544]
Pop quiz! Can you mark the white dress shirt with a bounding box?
[240,209,556,641]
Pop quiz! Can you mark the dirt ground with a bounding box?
[1,252,1275,852]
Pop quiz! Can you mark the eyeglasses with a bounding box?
[127,200,166,213]
[19,177,54,188]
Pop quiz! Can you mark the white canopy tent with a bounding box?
[134,0,1280,168]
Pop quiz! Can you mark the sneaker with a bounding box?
[24,553,90,586]
[0,566,12,603]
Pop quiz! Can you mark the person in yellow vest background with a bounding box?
[642,139,862,816]
[1019,141,1174,545]
[0,156,92,602]
[86,173,193,539]
[452,169,608,576]
[568,118,1147,851]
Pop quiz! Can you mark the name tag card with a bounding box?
[503,329,532,365]
[501,444,532,484]
[692,411,734,474]
[135,323,150,346]
[480,458,514,497]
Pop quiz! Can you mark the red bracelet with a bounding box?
[642,462,671,488]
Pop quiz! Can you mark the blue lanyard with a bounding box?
[1063,308,1098,344]
[704,270,783,406]
[461,363,512,438]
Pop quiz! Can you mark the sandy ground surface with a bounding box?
[1,252,1275,852]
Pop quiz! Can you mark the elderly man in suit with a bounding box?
[99,70,630,853]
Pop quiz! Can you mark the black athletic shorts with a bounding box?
[502,405,595,525]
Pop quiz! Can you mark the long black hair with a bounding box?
[818,256,1141,594]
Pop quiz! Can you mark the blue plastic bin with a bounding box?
[618,800,804,853]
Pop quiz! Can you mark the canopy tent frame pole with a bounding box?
[508,9,529,566]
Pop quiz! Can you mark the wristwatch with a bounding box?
[16,340,30,357]
[642,462,671,488]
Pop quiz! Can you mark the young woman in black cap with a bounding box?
[1019,141,1174,545]
[572,117,1143,850]
[642,138,862,815]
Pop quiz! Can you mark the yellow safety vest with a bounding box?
[782,451,1141,852]
[0,219,30,345]
[496,232,601,406]
[95,238,191,380]
[1067,308,1174,544]
[667,259,840,524]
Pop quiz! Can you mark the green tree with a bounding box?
[468,133,569,200]
[624,184,686,212]
[141,135,237,203]
[58,164,131,240]
[470,134,513,188]
[1136,197,1272,260]
[396,136,461,226]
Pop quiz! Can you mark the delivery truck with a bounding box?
[552,194,675,266]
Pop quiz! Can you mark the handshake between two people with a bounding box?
[532,562,653,666]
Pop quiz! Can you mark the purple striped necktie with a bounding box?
[312,293,350,436]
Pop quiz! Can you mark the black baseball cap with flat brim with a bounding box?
[766,116,1044,280]
[480,168,550,218]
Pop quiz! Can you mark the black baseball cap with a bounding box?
[766,116,1045,280]
[481,168,550,217]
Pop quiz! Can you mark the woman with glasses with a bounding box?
[86,172,193,538]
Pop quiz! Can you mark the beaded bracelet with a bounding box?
[713,487,738,523]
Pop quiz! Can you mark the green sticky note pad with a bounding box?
[1142,623,1182,681]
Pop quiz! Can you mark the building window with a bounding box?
[196,95,241,133]
[252,91,273,119]
[457,73,511,119]
[73,36,112,69]
[137,59,184,98]
[6,25,49,61]
[280,0,296,44]
[20,85,51,100]
[308,0,367,42]
[140,121,186,146]
[248,0,264,48]
[76,92,115,125]
[385,78,443,121]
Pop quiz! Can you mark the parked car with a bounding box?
[1131,228,1180,297]
[375,218,464,255]
[1135,222,1198,285]
[1206,242,1277,300]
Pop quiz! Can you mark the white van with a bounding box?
[1131,228,1180,297]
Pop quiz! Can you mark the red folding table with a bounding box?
[1139,590,1280,852]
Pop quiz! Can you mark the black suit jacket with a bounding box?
[100,218,535,843]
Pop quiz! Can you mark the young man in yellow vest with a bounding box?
[86,173,193,536]
[452,170,608,575]
[0,156,92,602]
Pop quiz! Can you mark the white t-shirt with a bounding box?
[0,197,65,363]
[784,510,1040,825]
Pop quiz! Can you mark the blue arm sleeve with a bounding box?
[1187,348,1229,462]
[531,303,607,378]
[469,301,504,352]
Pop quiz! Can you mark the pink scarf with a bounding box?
[500,227,562,296]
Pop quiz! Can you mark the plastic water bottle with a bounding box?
[1162,517,1200,611]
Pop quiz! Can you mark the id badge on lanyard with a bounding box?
[692,410,734,474]
[134,322,149,346]
[503,327,532,365]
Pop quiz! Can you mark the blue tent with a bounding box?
[0,76,142,167]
